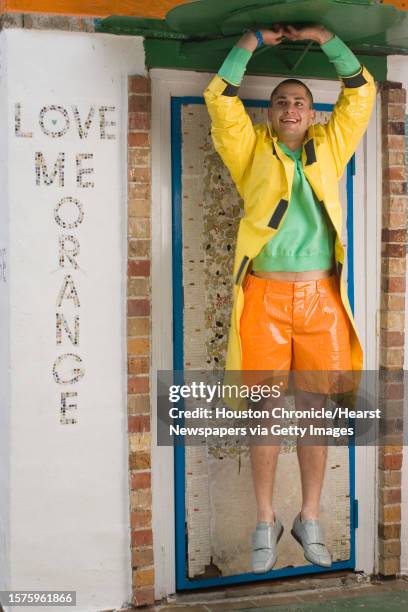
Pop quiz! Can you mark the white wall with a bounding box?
[0,28,145,611]
[388,56,408,576]
[388,56,408,93]
[0,31,11,593]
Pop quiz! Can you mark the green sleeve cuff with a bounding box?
[321,35,361,77]
[218,46,253,87]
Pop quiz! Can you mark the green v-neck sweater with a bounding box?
[217,35,360,271]
[253,142,336,271]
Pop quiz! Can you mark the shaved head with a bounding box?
[267,80,316,148]
[270,79,314,108]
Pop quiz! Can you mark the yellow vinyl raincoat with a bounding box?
[203,67,376,373]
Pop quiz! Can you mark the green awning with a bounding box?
[96,0,408,80]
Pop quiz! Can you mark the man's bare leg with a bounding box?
[295,389,328,520]
[250,412,283,573]
[250,397,282,523]
[250,444,281,523]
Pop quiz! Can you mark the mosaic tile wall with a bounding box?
[181,104,351,578]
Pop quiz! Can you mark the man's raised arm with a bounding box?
[203,29,283,189]
[285,25,376,178]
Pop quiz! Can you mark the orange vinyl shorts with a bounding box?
[239,273,354,395]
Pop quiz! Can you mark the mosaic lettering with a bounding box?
[0,248,6,283]
[72,105,95,139]
[60,391,78,425]
[56,313,80,346]
[99,106,116,140]
[21,99,118,424]
[14,103,33,138]
[35,152,65,187]
[54,197,84,229]
[57,274,80,308]
[15,103,117,139]
[53,353,85,384]
[39,105,70,138]
[59,235,80,269]
[76,153,94,188]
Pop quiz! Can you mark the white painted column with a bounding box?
[0,30,11,596]
[0,29,145,612]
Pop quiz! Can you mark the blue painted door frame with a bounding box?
[171,95,357,590]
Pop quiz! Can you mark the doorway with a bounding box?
[171,95,356,589]
[150,69,379,598]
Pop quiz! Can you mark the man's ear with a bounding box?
[309,108,316,124]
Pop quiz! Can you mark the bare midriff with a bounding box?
[252,268,333,281]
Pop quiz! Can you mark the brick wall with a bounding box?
[379,82,407,576]
[127,75,155,607]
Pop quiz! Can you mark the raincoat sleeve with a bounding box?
[203,47,257,189]
[322,37,376,178]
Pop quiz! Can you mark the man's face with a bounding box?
[268,83,315,143]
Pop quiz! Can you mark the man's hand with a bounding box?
[283,25,334,45]
[236,24,333,53]
[237,26,284,52]
[261,27,285,46]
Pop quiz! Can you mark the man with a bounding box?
[204,24,375,573]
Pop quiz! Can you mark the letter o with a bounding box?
[54,197,84,229]
[39,105,70,137]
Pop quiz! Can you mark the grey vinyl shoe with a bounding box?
[251,518,284,574]
[291,513,332,568]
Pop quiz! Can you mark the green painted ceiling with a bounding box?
[98,0,408,53]
[167,0,405,48]
[96,0,408,79]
